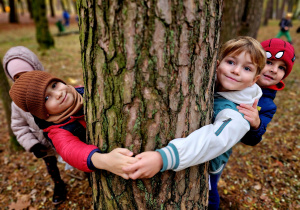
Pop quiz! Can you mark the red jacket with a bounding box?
[43,115,100,172]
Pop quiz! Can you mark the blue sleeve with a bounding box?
[241,106,276,146]
[87,149,101,170]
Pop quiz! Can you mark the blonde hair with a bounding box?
[219,36,266,76]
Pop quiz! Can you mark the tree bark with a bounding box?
[0,60,22,151]
[279,0,287,19]
[9,0,19,23]
[263,0,274,26]
[26,0,33,19]
[220,0,263,43]
[287,0,294,12]
[78,0,223,209]
[32,0,54,49]
[49,0,55,17]
[0,0,6,13]
[238,0,263,38]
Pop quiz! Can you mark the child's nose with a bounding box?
[55,91,63,99]
[232,66,240,75]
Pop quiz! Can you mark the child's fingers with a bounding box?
[116,148,133,157]
[129,170,142,180]
[120,173,130,180]
[123,162,140,173]
[252,99,258,108]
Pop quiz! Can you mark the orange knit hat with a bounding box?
[9,71,65,119]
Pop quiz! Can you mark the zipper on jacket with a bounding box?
[215,118,232,136]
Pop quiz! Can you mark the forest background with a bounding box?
[0,0,299,209]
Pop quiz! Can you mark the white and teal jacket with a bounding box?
[157,84,262,172]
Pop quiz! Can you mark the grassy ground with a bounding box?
[0,12,299,209]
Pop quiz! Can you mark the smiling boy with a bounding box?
[123,36,266,179]
[9,71,137,179]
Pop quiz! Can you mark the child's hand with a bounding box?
[91,148,138,179]
[122,151,163,180]
[237,99,260,130]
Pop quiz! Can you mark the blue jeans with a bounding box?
[208,172,222,210]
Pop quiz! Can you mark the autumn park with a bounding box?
[0,0,299,209]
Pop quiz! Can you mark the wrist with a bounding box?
[252,119,261,130]
[91,153,107,170]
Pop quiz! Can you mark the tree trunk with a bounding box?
[78,0,223,209]
[237,0,263,38]
[26,0,33,19]
[49,0,55,17]
[0,60,22,151]
[287,0,294,12]
[279,0,287,19]
[32,0,54,49]
[0,0,6,13]
[9,0,19,23]
[220,0,263,43]
[219,0,245,44]
[263,0,274,26]
[294,0,300,18]
[276,0,280,19]
[18,0,24,15]
[60,0,66,11]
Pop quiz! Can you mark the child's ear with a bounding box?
[216,60,220,71]
[250,74,260,86]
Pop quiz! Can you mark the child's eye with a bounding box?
[52,82,57,89]
[45,96,49,101]
[266,60,272,65]
[278,66,286,71]
[227,60,234,65]
[244,67,251,71]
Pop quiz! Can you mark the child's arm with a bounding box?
[11,102,41,151]
[48,128,137,177]
[238,99,276,146]
[125,108,250,177]
[91,148,138,179]
[123,151,162,179]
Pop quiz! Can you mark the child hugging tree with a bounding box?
[209,38,295,209]
[3,46,66,205]
[9,71,137,180]
[122,36,266,179]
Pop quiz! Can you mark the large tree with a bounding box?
[32,0,54,49]
[219,0,263,44]
[78,0,223,208]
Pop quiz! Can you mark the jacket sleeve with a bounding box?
[157,109,250,172]
[241,106,276,146]
[47,128,100,172]
[11,102,39,151]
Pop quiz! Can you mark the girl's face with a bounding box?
[45,81,74,115]
[216,51,260,92]
[256,59,286,88]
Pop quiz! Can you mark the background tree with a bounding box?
[18,0,24,15]
[26,0,33,19]
[0,0,6,12]
[32,0,54,49]
[220,0,263,43]
[264,0,274,26]
[49,0,55,17]
[78,0,223,208]
[279,0,287,19]
[9,0,19,23]
[0,60,22,151]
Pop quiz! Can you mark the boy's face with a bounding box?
[45,81,74,115]
[256,59,286,88]
[216,51,260,92]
